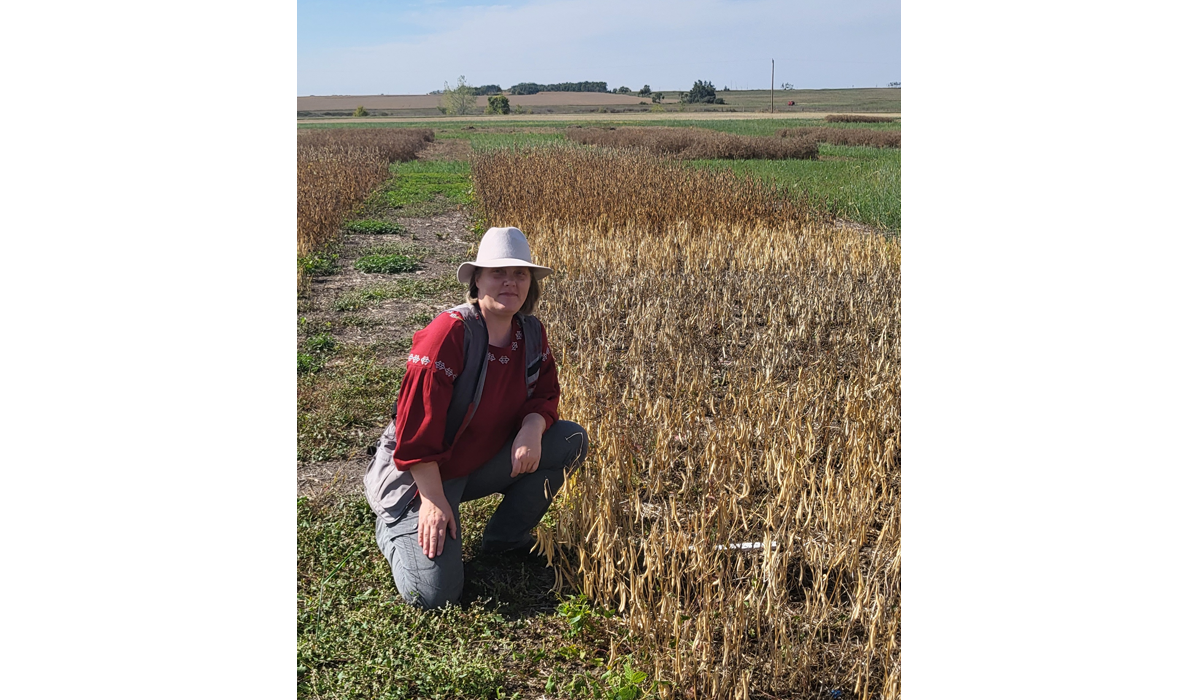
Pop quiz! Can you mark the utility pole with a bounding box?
[771,59,775,113]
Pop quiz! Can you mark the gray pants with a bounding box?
[374,420,588,609]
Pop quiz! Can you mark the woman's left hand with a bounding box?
[511,421,544,477]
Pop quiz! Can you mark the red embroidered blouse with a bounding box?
[391,311,560,481]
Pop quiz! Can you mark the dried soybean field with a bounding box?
[474,146,900,698]
[298,127,900,700]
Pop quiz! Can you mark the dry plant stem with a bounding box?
[473,146,901,699]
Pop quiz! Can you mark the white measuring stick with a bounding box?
[686,541,780,552]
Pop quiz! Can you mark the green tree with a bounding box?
[509,82,543,95]
[682,79,717,104]
[485,94,511,115]
[440,75,478,115]
[352,105,368,117]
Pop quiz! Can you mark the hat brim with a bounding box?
[457,259,554,284]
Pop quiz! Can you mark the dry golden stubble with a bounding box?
[472,147,899,698]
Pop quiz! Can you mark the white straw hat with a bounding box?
[456,227,553,284]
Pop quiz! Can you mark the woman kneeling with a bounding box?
[364,227,588,609]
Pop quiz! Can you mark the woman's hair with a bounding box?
[467,268,540,315]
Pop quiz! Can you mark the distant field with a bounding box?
[298,87,900,119]
[709,87,899,113]
[298,117,899,135]
[299,92,647,111]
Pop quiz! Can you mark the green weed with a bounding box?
[345,219,408,235]
[557,594,610,638]
[550,656,659,700]
[304,332,337,354]
[298,331,338,375]
[354,254,420,274]
[405,311,435,326]
[599,659,654,700]
[299,250,339,277]
[298,353,322,375]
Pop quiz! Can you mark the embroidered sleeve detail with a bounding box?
[511,341,519,351]
[488,352,496,362]
[515,330,522,340]
[499,355,510,364]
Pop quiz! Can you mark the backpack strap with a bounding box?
[442,303,489,445]
[518,313,544,398]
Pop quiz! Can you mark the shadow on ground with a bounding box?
[461,549,564,618]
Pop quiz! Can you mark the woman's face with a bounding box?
[475,266,530,316]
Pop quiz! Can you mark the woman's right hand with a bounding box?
[417,497,458,558]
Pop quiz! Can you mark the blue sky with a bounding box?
[298,0,900,95]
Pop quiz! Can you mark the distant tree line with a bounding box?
[432,78,741,105]
[509,81,609,95]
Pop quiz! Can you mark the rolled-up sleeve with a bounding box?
[392,314,465,471]
[516,324,560,432]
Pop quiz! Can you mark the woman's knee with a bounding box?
[393,560,463,610]
[381,526,464,610]
[546,420,588,471]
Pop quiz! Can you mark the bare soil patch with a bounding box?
[416,138,472,161]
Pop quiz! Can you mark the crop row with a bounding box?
[777,127,901,149]
[563,127,820,160]
[825,114,896,123]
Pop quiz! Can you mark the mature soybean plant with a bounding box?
[296,128,433,260]
[472,145,901,699]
